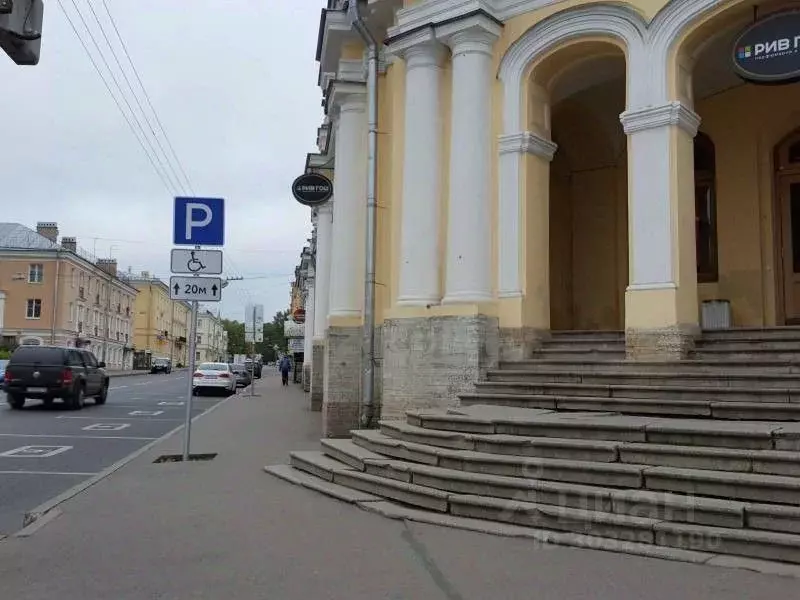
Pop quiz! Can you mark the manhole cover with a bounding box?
[153,453,218,463]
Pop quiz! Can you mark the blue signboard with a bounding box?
[173,197,225,246]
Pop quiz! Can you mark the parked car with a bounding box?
[0,359,8,385]
[192,362,236,396]
[2,345,109,410]
[229,363,252,387]
[150,357,172,374]
[245,358,262,379]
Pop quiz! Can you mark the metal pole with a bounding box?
[250,307,255,397]
[349,0,379,428]
[183,300,198,461]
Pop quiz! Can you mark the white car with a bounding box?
[192,362,236,396]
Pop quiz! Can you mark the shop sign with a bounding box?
[291,173,333,206]
[733,11,800,83]
[284,319,305,338]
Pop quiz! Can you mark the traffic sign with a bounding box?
[169,276,223,302]
[173,197,225,246]
[170,248,223,275]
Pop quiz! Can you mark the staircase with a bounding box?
[267,328,800,567]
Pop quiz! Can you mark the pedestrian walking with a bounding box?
[279,355,292,386]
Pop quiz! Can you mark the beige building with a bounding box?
[195,309,227,363]
[128,275,192,366]
[0,222,137,369]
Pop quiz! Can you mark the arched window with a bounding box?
[695,132,718,282]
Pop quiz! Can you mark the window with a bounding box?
[26,299,42,319]
[196,351,201,360]
[694,132,718,283]
[28,263,43,283]
[197,334,202,344]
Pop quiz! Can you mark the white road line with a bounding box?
[55,415,181,421]
[0,470,98,476]
[0,433,158,440]
[109,385,129,390]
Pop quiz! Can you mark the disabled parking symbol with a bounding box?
[0,445,72,458]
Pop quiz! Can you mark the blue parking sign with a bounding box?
[173,197,225,246]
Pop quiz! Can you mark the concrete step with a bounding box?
[499,359,800,375]
[486,369,800,389]
[693,348,800,361]
[550,330,624,341]
[701,327,800,341]
[458,391,800,421]
[287,450,800,564]
[380,420,800,477]
[533,348,626,361]
[696,339,800,351]
[540,341,625,351]
[474,380,800,402]
[410,405,800,450]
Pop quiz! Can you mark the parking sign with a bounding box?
[173,197,225,246]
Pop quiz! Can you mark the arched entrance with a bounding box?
[545,45,628,331]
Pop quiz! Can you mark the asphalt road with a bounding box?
[0,372,239,534]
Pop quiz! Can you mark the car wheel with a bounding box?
[95,380,109,405]
[7,394,25,410]
[68,385,85,410]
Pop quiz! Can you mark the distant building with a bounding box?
[196,309,226,363]
[127,275,191,367]
[0,222,137,369]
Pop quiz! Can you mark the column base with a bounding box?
[442,291,494,305]
[625,325,698,361]
[302,363,312,392]
[310,341,325,412]
[323,326,363,438]
[382,314,499,420]
[499,327,549,361]
[396,295,441,307]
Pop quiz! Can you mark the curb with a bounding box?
[19,388,242,532]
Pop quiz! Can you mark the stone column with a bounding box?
[396,36,446,306]
[328,91,367,318]
[442,22,500,304]
[311,203,332,412]
[324,82,368,437]
[302,274,315,392]
[620,101,700,360]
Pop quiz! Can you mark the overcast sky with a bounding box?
[1,0,324,322]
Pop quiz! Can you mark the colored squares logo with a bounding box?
[737,46,753,59]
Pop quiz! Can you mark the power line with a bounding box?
[55,0,174,194]
[64,0,179,194]
[100,0,195,196]
[82,0,185,194]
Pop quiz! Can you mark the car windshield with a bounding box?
[197,363,228,371]
[233,364,246,371]
[154,359,168,365]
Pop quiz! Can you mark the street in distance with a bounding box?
[169,276,223,302]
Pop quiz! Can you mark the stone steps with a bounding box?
[458,391,800,421]
[408,405,800,451]
[474,380,800,402]
[379,420,800,477]
[286,445,800,563]
[499,359,800,374]
[487,369,800,389]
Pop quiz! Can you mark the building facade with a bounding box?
[300,0,800,436]
[195,310,227,363]
[0,222,137,369]
[129,276,190,366]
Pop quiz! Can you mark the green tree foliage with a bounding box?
[221,310,290,362]
[221,319,246,355]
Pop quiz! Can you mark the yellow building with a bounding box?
[303,0,800,435]
[129,275,190,366]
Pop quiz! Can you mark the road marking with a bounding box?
[0,433,157,440]
[128,410,164,416]
[56,415,181,421]
[83,423,131,431]
[0,445,72,458]
[109,385,129,390]
[132,382,153,386]
[0,470,97,476]
[158,401,185,406]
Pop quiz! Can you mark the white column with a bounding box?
[329,92,367,318]
[397,40,446,305]
[303,280,315,359]
[442,24,500,304]
[313,202,333,339]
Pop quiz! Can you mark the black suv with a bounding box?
[2,345,109,410]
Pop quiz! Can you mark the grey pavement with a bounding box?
[0,372,227,534]
[0,375,797,599]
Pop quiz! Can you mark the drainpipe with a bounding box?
[50,250,61,344]
[348,0,378,428]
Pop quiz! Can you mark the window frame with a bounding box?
[26,298,42,320]
[28,263,44,284]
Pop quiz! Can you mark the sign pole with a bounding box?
[183,299,198,461]
[250,306,256,397]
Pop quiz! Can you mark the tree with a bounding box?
[256,310,290,362]
[221,319,246,355]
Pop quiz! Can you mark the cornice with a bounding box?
[498,131,557,160]
[620,101,701,136]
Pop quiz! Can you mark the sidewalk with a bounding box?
[0,377,797,599]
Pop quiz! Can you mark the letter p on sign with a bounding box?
[173,197,225,246]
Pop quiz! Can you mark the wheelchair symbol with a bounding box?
[187,251,206,273]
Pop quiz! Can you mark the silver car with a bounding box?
[192,362,236,396]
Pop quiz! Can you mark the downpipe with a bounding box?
[348,0,378,428]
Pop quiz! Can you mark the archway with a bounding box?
[543,44,628,331]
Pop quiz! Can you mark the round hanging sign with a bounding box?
[732,11,800,84]
[291,173,333,206]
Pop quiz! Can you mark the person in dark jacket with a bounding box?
[279,355,292,386]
